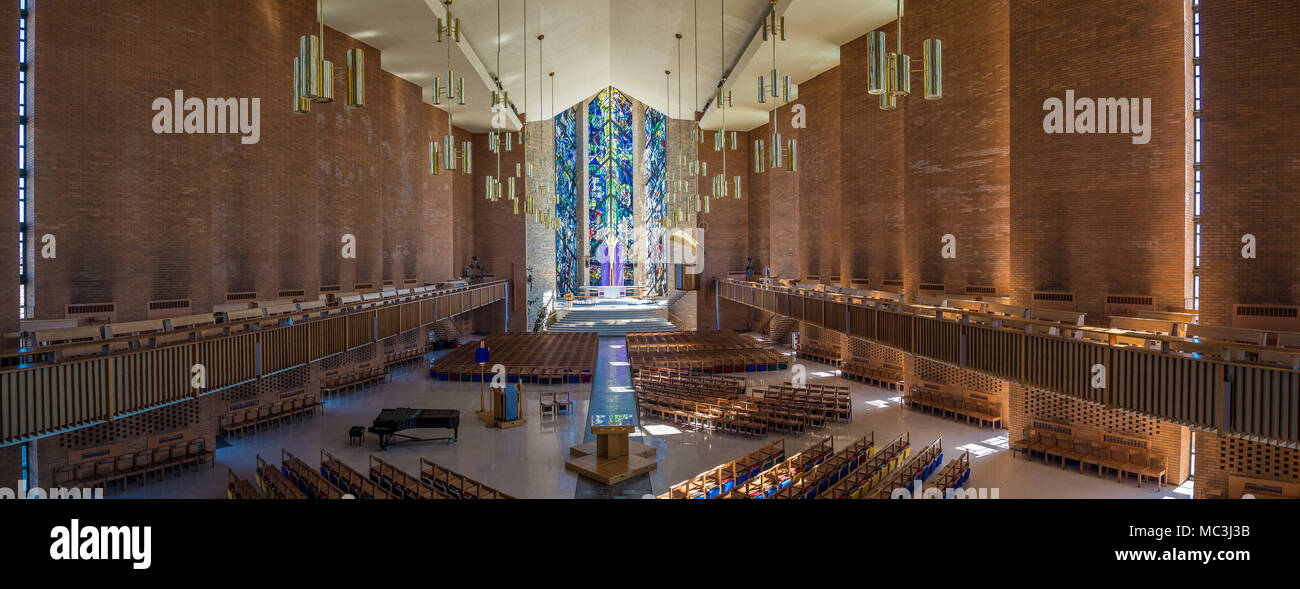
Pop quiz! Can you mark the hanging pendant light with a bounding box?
[868,0,942,110]
[293,0,363,114]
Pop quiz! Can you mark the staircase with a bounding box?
[548,302,677,336]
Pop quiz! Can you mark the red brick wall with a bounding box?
[29,0,474,321]
[906,1,1010,302]
[797,70,841,282]
[1009,0,1192,319]
[472,129,527,332]
[700,129,749,330]
[0,1,16,336]
[839,29,905,287]
[1198,0,1300,326]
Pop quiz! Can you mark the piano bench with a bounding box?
[348,426,365,447]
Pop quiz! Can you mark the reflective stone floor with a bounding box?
[115,335,1189,499]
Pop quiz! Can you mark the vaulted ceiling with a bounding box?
[327,0,897,132]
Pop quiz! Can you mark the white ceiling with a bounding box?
[326,0,897,133]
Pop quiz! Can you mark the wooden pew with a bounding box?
[864,436,942,499]
[659,439,787,499]
[368,455,444,499]
[817,433,912,499]
[319,450,396,499]
[418,458,512,499]
[227,468,265,499]
[726,437,834,499]
[279,449,346,499]
[256,454,306,499]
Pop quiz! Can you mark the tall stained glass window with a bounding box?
[587,87,633,287]
[554,107,579,297]
[644,107,667,296]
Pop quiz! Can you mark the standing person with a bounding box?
[745,257,756,281]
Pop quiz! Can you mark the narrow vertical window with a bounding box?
[1192,0,1202,311]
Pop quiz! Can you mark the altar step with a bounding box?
[548,305,677,336]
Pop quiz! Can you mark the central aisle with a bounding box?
[574,336,653,498]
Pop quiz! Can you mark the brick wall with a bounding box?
[0,1,16,336]
[906,0,1010,302]
[29,0,475,321]
[797,70,841,282]
[1194,431,1300,498]
[839,29,904,287]
[472,126,527,333]
[1198,0,1300,326]
[1009,0,1192,319]
[699,129,749,330]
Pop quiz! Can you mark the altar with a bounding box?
[580,285,647,300]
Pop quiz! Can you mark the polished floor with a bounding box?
[114,334,1191,499]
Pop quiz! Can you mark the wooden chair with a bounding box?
[1141,456,1167,491]
[109,454,134,490]
[1081,443,1108,476]
[1011,431,1038,458]
[1120,451,1149,485]
[1064,440,1090,472]
[539,392,556,418]
[1044,436,1072,468]
[555,391,574,416]
[1100,447,1129,481]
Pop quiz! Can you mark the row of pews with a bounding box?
[904,380,1004,430]
[627,331,788,375]
[1012,424,1168,490]
[236,449,512,499]
[430,332,598,384]
[863,437,944,499]
[749,382,852,422]
[321,361,391,397]
[726,437,837,499]
[52,433,214,494]
[634,373,826,436]
[218,389,322,438]
[796,341,842,366]
[839,358,905,391]
[657,440,791,499]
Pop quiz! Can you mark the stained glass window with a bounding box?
[587,87,634,287]
[554,107,579,297]
[644,107,667,296]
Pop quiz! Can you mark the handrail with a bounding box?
[0,280,508,447]
[1,280,507,366]
[717,278,1300,446]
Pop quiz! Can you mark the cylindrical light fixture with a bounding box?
[293,57,312,114]
[346,49,365,108]
[891,53,911,97]
[786,139,797,172]
[315,60,334,103]
[430,142,441,175]
[299,35,321,100]
[758,77,767,104]
[867,30,887,95]
[432,76,443,106]
[923,38,942,100]
[444,136,457,171]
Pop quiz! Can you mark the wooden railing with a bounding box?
[0,281,507,446]
[718,279,1300,445]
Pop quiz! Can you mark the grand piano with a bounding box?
[369,408,460,450]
